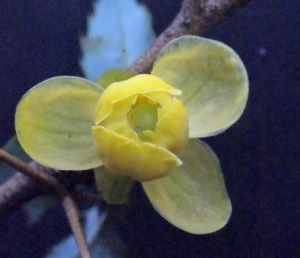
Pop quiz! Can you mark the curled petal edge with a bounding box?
[92,126,182,182]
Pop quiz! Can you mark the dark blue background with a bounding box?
[0,0,299,257]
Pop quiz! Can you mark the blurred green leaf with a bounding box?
[80,0,155,81]
[2,136,31,162]
[23,196,58,226]
[0,136,30,184]
[94,166,134,204]
[96,69,137,89]
[90,206,128,258]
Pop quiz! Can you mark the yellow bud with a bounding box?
[92,74,189,181]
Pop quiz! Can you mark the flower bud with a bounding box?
[92,74,189,181]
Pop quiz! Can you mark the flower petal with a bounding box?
[142,139,232,234]
[151,36,248,138]
[139,97,189,156]
[15,76,104,170]
[92,126,182,182]
[94,74,181,124]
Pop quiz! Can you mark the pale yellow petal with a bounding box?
[142,139,231,234]
[15,76,103,170]
[151,36,248,138]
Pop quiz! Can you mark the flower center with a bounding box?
[128,97,158,133]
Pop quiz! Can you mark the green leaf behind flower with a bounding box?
[96,69,136,89]
[0,136,30,184]
[94,166,134,204]
[80,0,155,81]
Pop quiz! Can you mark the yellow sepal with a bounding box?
[15,76,103,170]
[151,36,248,138]
[142,139,231,234]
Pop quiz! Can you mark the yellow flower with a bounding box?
[15,36,248,234]
[92,74,188,181]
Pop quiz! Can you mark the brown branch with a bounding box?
[0,149,91,258]
[0,172,48,214]
[0,157,57,215]
[61,194,91,258]
[129,0,252,74]
[0,161,95,216]
[71,189,104,203]
[0,150,59,190]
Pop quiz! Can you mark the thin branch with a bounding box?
[0,172,48,214]
[72,189,104,203]
[0,149,91,258]
[0,161,95,216]
[0,149,60,191]
[61,194,91,258]
[129,0,252,74]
